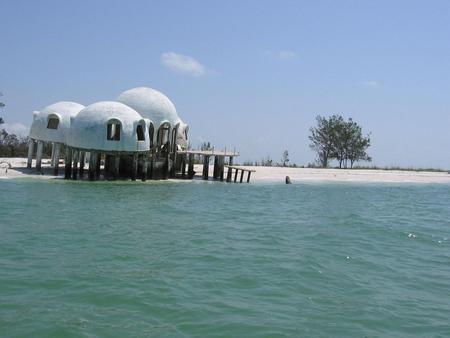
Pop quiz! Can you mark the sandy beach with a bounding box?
[1,157,449,184]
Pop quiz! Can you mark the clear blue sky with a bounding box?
[1,0,450,168]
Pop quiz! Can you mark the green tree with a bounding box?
[0,128,7,144]
[3,133,19,156]
[309,115,341,167]
[309,114,371,168]
[200,141,212,151]
[333,117,356,168]
[347,127,371,168]
[261,155,273,167]
[0,92,5,125]
[281,150,289,167]
[0,92,5,145]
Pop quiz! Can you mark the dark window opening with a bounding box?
[171,128,177,151]
[149,124,155,147]
[47,118,59,129]
[136,125,145,141]
[107,123,121,141]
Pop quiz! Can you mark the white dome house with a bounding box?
[65,101,152,180]
[116,87,189,150]
[117,87,179,126]
[68,101,149,153]
[28,101,85,172]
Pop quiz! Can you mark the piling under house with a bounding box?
[27,86,249,182]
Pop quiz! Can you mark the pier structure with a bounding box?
[174,149,253,183]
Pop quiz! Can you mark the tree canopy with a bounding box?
[0,95,33,157]
[281,150,289,167]
[309,114,371,168]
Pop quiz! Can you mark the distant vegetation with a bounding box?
[309,114,371,168]
[352,165,448,173]
[0,94,50,157]
[242,151,299,167]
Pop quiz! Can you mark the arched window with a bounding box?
[107,120,121,141]
[171,123,179,152]
[149,123,155,147]
[157,122,171,147]
[136,125,145,141]
[47,116,59,129]
[171,128,177,145]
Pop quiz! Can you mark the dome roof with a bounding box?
[116,87,180,127]
[68,101,150,152]
[74,101,142,124]
[41,101,85,117]
[29,101,85,143]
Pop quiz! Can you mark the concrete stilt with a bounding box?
[219,156,225,181]
[240,169,244,183]
[96,153,102,179]
[53,143,61,176]
[104,154,111,172]
[226,156,234,182]
[247,171,251,183]
[89,152,97,180]
[188,153,195,179]
[27,139,35,169]
[72,150,79,180]
[234,169,239,182]
[79,151,85,177]
[64,147,73,179]
[35,141,44,172]
[170,151,177,178]
[181,155,186,178]
[149,152,154,179]
[50,143,56,167]
[213,156,219,179]
[113,155,120,179]
[131,153,138,181]
[202,155,209,180]
[141,155,148,181]
[163,152,169,179]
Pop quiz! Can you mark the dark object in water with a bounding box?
[285,176,292,184]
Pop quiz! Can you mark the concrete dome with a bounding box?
[29,101,85,143]
[117,87,180,127]
[68,101,150,152]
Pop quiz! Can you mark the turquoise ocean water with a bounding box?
[1,178,449,337]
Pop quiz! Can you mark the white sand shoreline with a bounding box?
[1,157,450,184]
